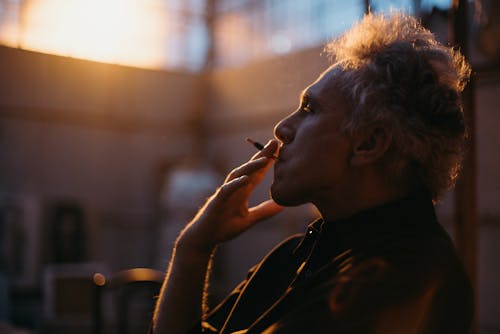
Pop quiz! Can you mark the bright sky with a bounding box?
[0,0,169,69]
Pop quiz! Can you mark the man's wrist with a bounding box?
[176,228,218,256]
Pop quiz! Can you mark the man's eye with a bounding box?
[302,103,314,113]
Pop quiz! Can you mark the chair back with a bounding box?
[93,268,163,334]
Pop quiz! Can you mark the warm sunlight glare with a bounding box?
[3,0,169,69]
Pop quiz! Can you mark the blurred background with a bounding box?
[0,0,499,333]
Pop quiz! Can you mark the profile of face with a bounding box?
[271,66,353,207]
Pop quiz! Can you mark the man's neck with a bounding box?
[313,182,411,222]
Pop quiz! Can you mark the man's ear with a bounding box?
[350,126,392,166]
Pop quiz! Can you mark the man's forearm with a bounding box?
[152,237,216,334]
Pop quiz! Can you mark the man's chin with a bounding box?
[270,185,304,207]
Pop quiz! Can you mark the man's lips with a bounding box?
[275,143,294,163]
[275,147,288,162]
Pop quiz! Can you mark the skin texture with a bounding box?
[273,65,400,221]
[152,65,405,333]
[272,67,353,209]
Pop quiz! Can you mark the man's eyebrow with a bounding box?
[300,90,321,107]
[300,89,310,103]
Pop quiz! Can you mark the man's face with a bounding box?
[271,66,353,207]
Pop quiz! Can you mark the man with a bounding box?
[152,13,473,333]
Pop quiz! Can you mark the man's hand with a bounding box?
[152,139,283,334]
[179,139,283,251]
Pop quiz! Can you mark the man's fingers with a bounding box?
[217,175,250,200]
[250,139,280,160]
[248,199,284,223]
[226,156,269,182]
[223,139,279,183]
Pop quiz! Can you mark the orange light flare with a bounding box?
[1,0,169,69]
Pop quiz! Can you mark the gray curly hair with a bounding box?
[325,12,471,200]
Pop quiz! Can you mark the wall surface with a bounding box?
[475,75,500,332]
[0,46,197,276]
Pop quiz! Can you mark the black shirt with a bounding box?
[195,193,473,333]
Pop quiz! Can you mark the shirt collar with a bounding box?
[301,191,438,252]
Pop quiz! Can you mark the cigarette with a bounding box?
[246,138,279,160]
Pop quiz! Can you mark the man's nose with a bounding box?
[274,114,295,144]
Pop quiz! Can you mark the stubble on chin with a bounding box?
[269,183,286,206]
[270,183,305,207]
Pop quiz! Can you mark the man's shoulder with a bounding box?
[272,233,304,253]
[250,233,304,272]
